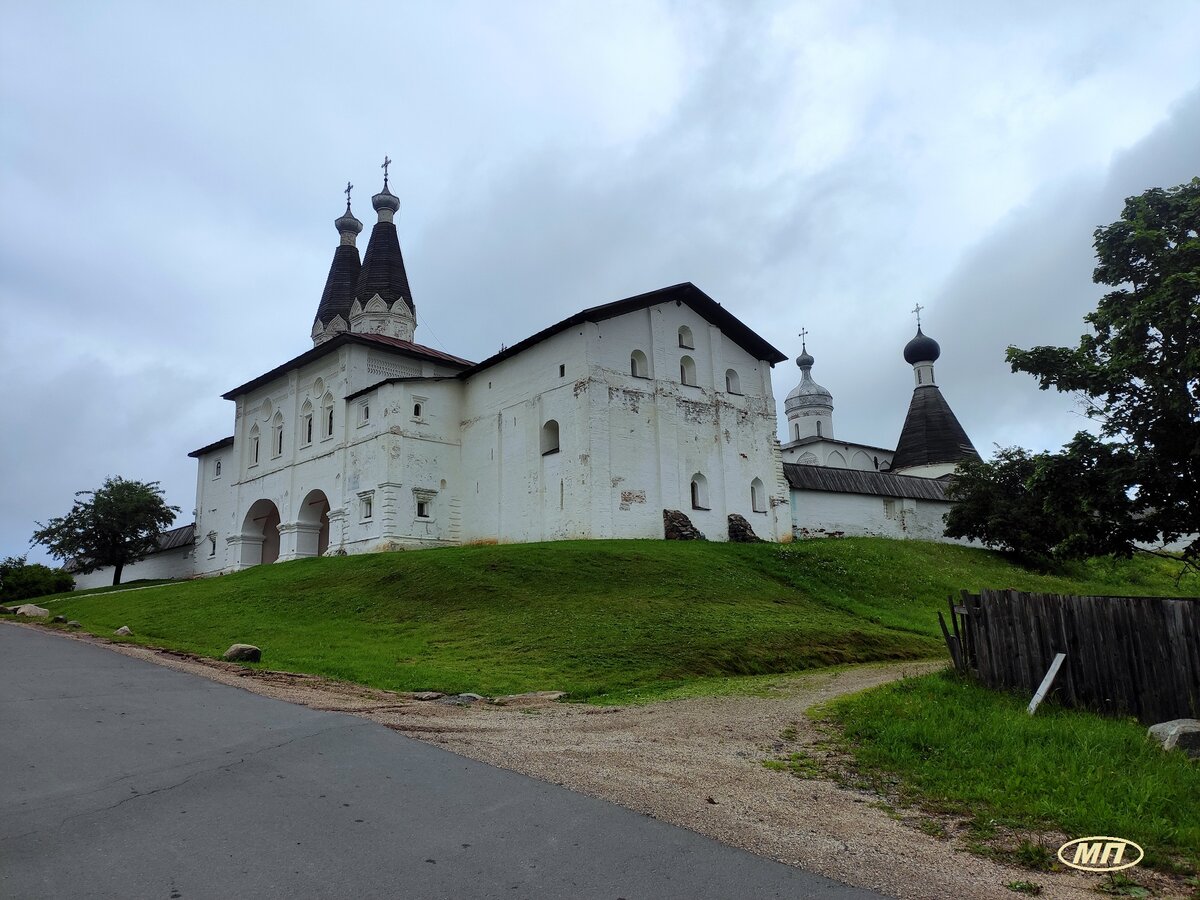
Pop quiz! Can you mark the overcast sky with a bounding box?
[3,1,1198,564]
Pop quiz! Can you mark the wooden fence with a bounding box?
[940,589,1200,725]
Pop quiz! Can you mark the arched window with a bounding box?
[791,422,800,441]
[751,477,766,513]
[272,412,284,457]
[690,472,709,510]
[413,402,423,418]
[322,392,335,438]
[249,424,261,466]
[816,421,822,437]
[540,419,560,455]
[301,400,313,446]
[630,349,648,378]
[213,460,222,479]
[725,369,741,394]
[678,325,694,349]
[680,355,697,386]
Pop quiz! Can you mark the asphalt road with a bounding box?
[0,623,892,899]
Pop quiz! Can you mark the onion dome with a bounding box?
[903,327,941,364]
[785,347,833,410]
[372,183,400,216]
[334,202,363,237]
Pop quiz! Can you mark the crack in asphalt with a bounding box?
[3,721,365,842]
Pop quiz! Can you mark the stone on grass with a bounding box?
[663,509,705,541]
[15,604,50,617]
[1148,719,1200,757]
[51,615,67,623]
[493,691,567,706]
[727,513,764,543]
[412,691,445,701]
[67,621,82,628]
[223,644,262,663]
[114,625,133,636]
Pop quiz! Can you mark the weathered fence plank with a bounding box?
[951,589,1199,724]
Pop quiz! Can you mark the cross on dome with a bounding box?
[344,181,354,207]
[912,303,924,327]
[381,155,392,187]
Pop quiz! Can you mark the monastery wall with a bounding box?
[789,489,961,542]
[71,545,196,590]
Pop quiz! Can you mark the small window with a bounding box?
[690,472,709,510]
[678,325,694,349]
[558,364,565,377]
[249,426,260,466]
[360,494,374,520]
[272,412,284,458]
[816,421,822,438]
[541,419,560,455]
[301,401,313,446]
[725,369,741,394]
[751,477,766,513]
[208,533,217,557]
[680,355,697,386]
[213,460,222,479]
[791,423,800,441]
[412,402,423,419]
[322,392,335,439]
[358,401,370,426]
[630,349,648,378]
[416,500,430,519]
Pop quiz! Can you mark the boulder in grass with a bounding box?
[114,625,133,636]
[223,644,262,663]
[67,621,83,629]
[51,615,67,624]
[1148,719,1200,758]
[15,604,50,617]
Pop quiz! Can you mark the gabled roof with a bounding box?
[221,333,474,400]
[457,282,787,377]
[890,385,979,471]
[783,463,949,502]
[354,220,414,310]
[188,436,234,458]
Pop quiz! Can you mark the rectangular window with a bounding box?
[558,364,565,377]
[358,401,370,426]
[360,494,373,520]
[416,500,430,519]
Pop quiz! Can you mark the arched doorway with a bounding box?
[240,499,281,567]
[296,489,331,557]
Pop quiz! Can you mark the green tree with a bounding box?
[0,555,74,603]
[999,178,1199,567]
[32,477,179,586]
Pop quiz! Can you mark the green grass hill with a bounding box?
[34,538,1197,703]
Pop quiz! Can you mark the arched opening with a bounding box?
[816,421,822,437]
[680,355,697,386]
[678,325,694,349]
[725,368,741,394]
[240,499,281,567]
[301,400,313,446]
[249,424,261,466]
[540,419,560,455]
[272,411,284,457]
[690,472,709,510]
[413,401,423,418]
[630,349,648,378]
[751,477,766,513]
[297,489,331,557]
[322,392,335,438]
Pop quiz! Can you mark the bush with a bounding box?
[0,555,74,603]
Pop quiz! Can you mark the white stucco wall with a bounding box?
[71,545,195,590]
[790,488,961,542]
[780,440,893,472]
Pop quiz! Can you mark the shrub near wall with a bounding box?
[0,556,74,603]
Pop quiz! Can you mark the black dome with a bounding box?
[903,327,941,364]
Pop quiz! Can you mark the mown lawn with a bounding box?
[821,669,1200,873]
[38,538,1198,703]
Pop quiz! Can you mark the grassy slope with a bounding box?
[822,670,1200,871]
[42,538,1196,702]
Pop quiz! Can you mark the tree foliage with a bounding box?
[0,555,74,603]
[32,477,179,586]
[953,178,1199,567]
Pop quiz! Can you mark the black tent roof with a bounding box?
[890,385,979,471]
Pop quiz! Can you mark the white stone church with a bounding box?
[74,173,979,587]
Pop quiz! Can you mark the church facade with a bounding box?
[73,172,981,587]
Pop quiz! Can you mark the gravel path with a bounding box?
[18,624,1186,900]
